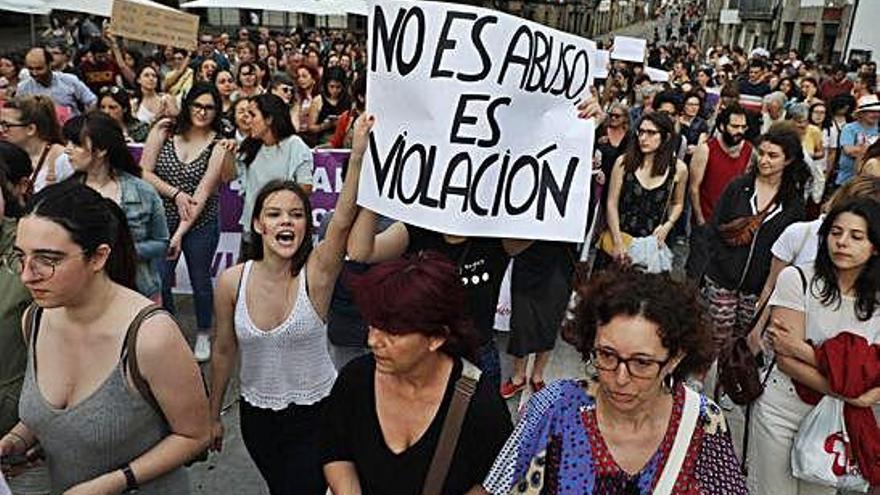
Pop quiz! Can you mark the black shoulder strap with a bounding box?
[121,304,168,421]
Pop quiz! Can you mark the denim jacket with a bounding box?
[119,172,169,297]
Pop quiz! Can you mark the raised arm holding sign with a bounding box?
[358,0,597,243]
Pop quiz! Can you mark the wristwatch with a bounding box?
[120,464,139,493]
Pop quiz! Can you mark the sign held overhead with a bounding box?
[361,0,596,242]
[110,0,199,51]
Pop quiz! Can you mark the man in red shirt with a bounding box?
[686,103,753,278]
[821,64,854,101]
[78,39,122,95]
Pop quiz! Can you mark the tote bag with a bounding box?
[791,396,869,492]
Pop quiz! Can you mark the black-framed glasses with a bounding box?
[637,127,661,137]
[590,347,669,379]
[0,120,28,131]
[2,250,85,280]
[191,102,216,114]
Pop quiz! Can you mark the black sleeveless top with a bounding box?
[618,165,675,237]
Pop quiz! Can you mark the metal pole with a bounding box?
[842,0,860,64]
[30,14,36,46]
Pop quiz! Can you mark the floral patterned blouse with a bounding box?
[483,379,747,494]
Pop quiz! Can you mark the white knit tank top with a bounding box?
[234,261,337,410]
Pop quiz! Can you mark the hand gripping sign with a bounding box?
[360,0,597,242]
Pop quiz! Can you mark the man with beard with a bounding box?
[686,103,752,279]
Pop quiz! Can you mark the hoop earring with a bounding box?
[662,373,675,393]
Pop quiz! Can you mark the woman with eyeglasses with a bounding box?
[98,86,150,144]
[603,112,688,268]
[234,63,263,102]
[0,181,209,494]
[134,65,178,126]
[0,95,74,194]
[482,268,746,494]
[594,102,631,199]
[63,112,168,302]
[141,83,233,362]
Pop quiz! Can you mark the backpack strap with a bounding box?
[120,304,168,421]
[420,359,482,495]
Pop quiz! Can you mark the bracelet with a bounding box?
[172,189,182,200]
[120,464,139,492]
[5,431,27,449]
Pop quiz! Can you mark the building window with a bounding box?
[783,22,794,48]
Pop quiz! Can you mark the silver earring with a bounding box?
[663,373,675,393]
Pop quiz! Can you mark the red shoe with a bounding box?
[531,379,546,393]
[500,378,526,399]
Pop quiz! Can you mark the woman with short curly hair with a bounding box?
[481,268,746,495]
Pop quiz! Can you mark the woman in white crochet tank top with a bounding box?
[208,114,375,495]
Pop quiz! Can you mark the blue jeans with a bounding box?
[160,222,220,331]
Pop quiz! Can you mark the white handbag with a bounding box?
[791,396,869,492]
[654,386,701,495]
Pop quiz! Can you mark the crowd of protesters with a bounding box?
[0,1,878,494]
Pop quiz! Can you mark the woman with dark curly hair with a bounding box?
[481,268,746,494]
[321,250,512,495]
[748,197,880,494]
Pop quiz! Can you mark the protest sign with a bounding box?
[109,0,199,51]
[645,66,670,82]
[611,36,646,63]
[595,49,611,79]
[361,0,596,242]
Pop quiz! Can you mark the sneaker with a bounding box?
[499,378,526,399]
[194,332,211,362]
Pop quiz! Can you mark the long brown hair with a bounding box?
[622,112,677,177]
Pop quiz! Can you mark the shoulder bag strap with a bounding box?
[654,386,701,495]
[421,360,482,495]
[23,303,41,347]
[741,264,808,474]
[121,304,166,421]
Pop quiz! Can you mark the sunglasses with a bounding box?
[100,86,125,95]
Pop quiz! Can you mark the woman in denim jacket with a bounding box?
[62,112,169,301]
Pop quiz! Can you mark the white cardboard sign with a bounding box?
[645,66,670,82]
[611,35,646,63]
[361,0,596,242]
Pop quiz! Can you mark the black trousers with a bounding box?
[239,398,327,495]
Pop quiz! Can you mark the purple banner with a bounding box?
[218,149,349,234]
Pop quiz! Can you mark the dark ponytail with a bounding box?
[25,181,138,290]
